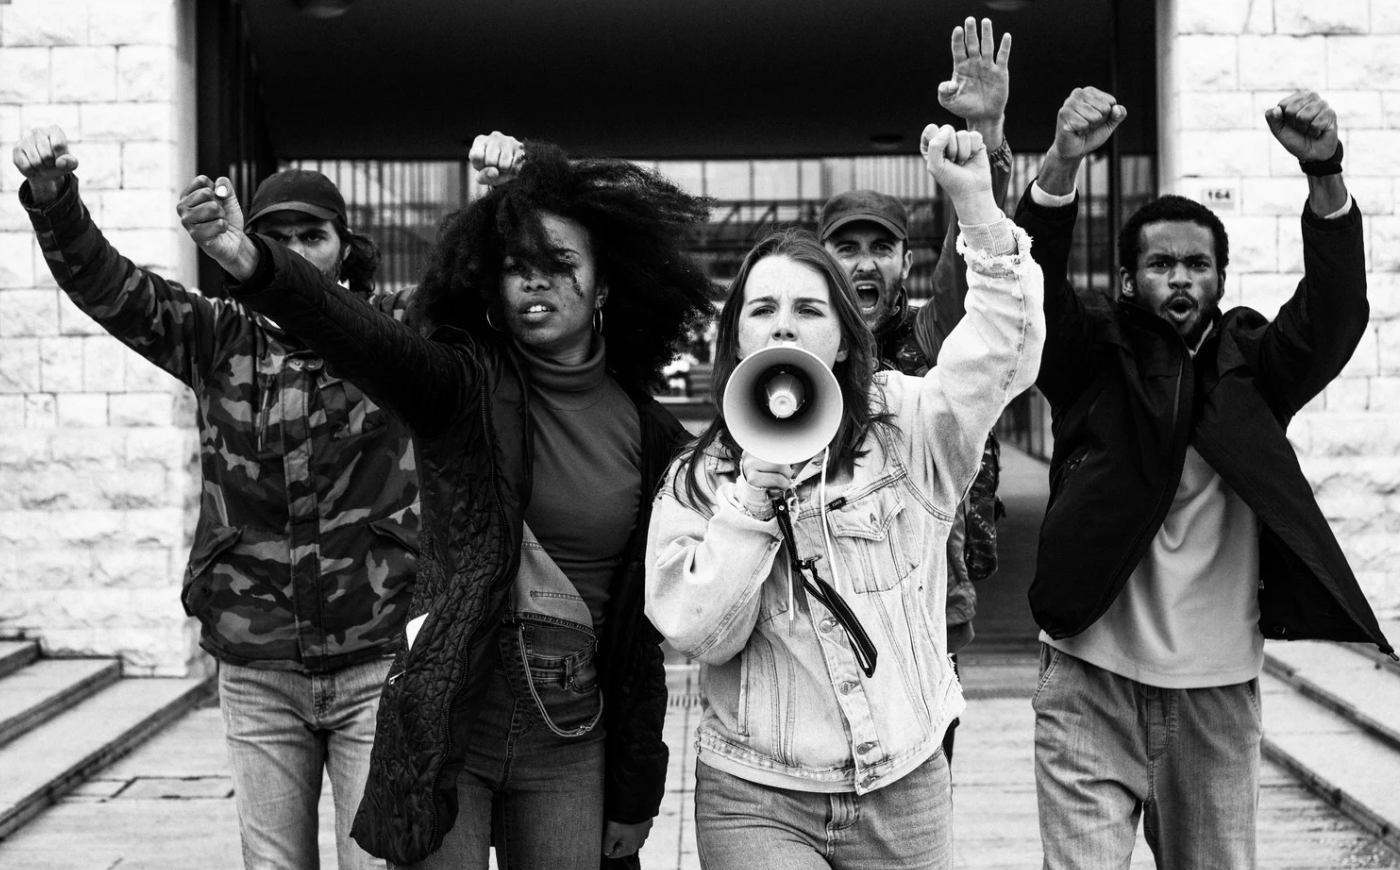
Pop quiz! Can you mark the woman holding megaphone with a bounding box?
[645,125,1045,869]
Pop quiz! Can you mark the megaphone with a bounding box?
[722,344,843,465]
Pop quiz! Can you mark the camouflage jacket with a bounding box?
[24,178,420,674]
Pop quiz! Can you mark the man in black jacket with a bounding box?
[1016,87,1391,868]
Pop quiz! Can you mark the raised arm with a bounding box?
[176,176,470,434]
[13,126,234,387]
[924,16,1015,354]
[1015,87,1126,407]
[1255,89,1367,416]
[937,16,1011,154]
[909,125,1045,504]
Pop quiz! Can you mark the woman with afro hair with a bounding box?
[178,133,715,869]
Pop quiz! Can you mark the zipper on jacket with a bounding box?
[425,346,515,853]
[255,366,275,454]
[1081,349,1189,634]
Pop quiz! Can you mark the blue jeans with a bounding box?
[693,750,953,870]
[1033,645,1262,869]
[392,664,606,870]
[218,656,391,870]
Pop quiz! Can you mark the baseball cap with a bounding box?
[246,169,347,226]
[818,190,909,241]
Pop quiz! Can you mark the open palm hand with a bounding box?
[937,17,1011,124]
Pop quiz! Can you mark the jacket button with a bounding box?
[820,618,838,632]
[840,681,858,694]
[857,741,877,754]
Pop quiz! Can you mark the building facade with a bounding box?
[0,0,1396,676]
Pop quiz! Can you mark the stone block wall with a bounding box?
[1162,0,1400,615]
[0,1,202,676]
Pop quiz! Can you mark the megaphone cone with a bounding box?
[723,344,844,465]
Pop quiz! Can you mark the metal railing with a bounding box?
[195,0,277,296]
[285,160,468,294]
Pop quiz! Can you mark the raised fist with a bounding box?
[13,126,79,203]
[921,125,992,207]
[469,131,525,186]
[177,175,249,268]
[1051,87,1127,162]
[1265,90,1339,162]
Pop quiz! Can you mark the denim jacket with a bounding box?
[645,224,1043,794]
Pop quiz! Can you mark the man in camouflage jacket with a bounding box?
[818,16,1012,765]
[15,126,418,870]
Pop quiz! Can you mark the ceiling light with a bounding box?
[870,133,905,152]
[292,0,355,19]
[984,0,1033,10]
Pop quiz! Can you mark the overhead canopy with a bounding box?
[241,0,1154,161]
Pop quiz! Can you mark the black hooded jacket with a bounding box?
[1014,186,1391,657]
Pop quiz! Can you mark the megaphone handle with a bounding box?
[770,492,805,587]
[770,493,878,678]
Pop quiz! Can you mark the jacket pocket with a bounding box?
[824,487,914,594]
[181,522,244,619]
[502,619,603,738]
[1031,645,1064,708]
[321,375,388,439]
[369,517,420,557]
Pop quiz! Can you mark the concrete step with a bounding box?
[1262,640,1400,855]
[0,659,122,749]
[0,674,214,840]
[0,641,40,682]
[1265,640,1400,752]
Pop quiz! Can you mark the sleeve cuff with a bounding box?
[20,175,81,221]
[1031,181,1077,208]
[224,234,276,298]
[958,217,1019,257]
[1321,194,1354,222]
[956,221,1034,278]
[988,139,1013,172]
[720,479,777,521]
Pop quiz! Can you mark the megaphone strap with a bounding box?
[770,494,878,679]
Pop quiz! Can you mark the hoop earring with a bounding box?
[486,309,502,331]
[593,307,604,334]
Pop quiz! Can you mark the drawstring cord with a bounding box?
[769,458,878,678]
[817,446,843,596]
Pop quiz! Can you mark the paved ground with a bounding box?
[2,447,1397,868]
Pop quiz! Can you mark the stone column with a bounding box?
[1161,0,1400,615]
[0,0,203,676]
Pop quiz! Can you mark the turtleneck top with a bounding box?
[515,337,642,632]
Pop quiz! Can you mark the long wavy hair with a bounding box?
[412,141,715,394]
[677,229,895,507]
[335,218,381,299]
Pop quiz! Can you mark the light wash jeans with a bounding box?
[218,656,391,870]
[1033,645,1262,869]
[392,664,606,870]
[693,749,953,870]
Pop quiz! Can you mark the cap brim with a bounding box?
[820,212,907,241]
[247,201,341,225]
